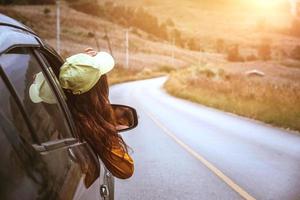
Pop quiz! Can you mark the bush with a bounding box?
[43,8,51,15]
[87,32,95,38]
[187,38,200,51]
[227,44,244,62]
[202,69,215,78]
[155,65,174,73]
[246,54,257,61]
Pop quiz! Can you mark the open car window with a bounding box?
[0,47,72,144]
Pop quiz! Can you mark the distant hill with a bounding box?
[112,0,290,10]
[112,0,293,49]
[0,3,208,70]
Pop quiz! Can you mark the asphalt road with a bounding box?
[109,77,300,200]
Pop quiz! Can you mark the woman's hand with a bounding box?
[84,47,97,57]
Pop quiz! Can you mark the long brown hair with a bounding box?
[65,74,128,156]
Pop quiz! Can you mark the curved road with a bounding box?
[110,77,300,200]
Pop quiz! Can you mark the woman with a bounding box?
[59,48,134,179]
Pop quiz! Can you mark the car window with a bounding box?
[38,51,67,102]
[0,76,34,143]
[0,77,56,200]
[0,47,72,144]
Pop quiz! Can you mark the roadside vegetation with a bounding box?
[165,65,300,132]
[109,65,174,85]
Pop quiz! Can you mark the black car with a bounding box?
[0,13,138,200]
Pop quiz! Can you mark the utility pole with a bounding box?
[104,28,114,58]
[93,30,100,51]
[125,29,129,68]
[56,0,61,54]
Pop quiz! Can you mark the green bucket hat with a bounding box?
[59,52,115,95]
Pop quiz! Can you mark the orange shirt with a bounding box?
[101,146,134,179]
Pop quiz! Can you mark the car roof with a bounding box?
[0,13,31,30]
[0,14,40,55]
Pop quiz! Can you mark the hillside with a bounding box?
[112,0,299,51]
[0,3,221,69]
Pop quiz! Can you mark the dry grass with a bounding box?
[280,59,300,69]
[165,65,300,132]
[108,65,175,85]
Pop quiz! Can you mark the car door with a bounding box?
[0,46,102,200]
[37,45,115,200]
[0,74,54,200]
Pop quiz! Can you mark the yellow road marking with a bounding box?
[143,109,256,200]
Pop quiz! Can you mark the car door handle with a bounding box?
[33,138,78,152]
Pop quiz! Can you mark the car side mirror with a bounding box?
[111,104,138,132]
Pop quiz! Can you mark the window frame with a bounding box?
[33,48,77,137]
[0,45,76,145]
